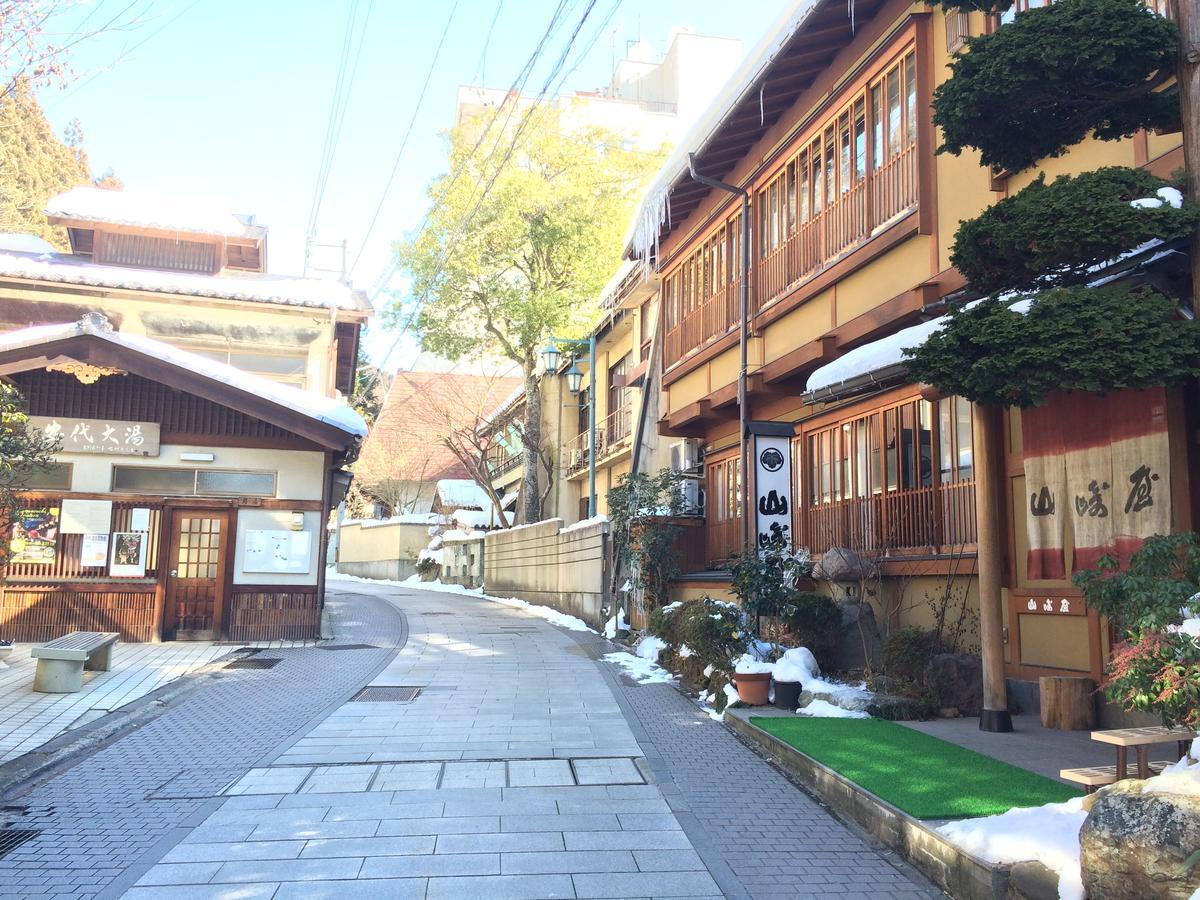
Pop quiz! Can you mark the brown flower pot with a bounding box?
[734,672,771,706]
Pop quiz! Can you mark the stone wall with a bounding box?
[484,518,609,629]
[336,518,434,582]
[442,534,485,588]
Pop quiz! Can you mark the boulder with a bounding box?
[1079,779,1200,899]
[799,687,872,712]
[812,546,875,582]
[925,652,984,717]
[1008,860,1062,900]
[831,599,881,672]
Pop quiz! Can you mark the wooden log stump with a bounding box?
[1040,675,1096,730]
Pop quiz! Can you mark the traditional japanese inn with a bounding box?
[0,188,369,642]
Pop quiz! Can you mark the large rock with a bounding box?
[1080,779,1200,899]
[812,546,875,582]
[925,652,983,717]
[831,599,881,672]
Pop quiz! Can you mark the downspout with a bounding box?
[688,152,751,552]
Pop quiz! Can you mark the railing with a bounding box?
[663,144,918,370]
[486,447,522,476]
[798,479,976,556]
[706,517,743,568]
[565,430,592,477]
[603,404,632,448]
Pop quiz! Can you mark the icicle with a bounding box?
[848,0,856,32]
[759,84,765,126]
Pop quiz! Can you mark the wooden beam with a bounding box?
[973,404,1012,732]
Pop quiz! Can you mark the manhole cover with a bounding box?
[225,657,283,670]
[317,643,379,651]
[0,830,38,858]
[352,686,422,702]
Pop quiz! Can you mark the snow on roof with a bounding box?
[627,0,823,259]
[0,233,57,254]
[453,508,496,529]
[0,315,367,438]
[480,382,526,429]
[0,246,368,312]
[46,187,261,238]
[805,316,946,395]
[435,479,491,509]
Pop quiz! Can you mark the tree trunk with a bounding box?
[1176,0,1200,307]
[1039,676,1096,730]
[522,366,542,525]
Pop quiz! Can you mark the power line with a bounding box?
[346,0,462,279]
[305,0,375,272]
[373,0,619,373]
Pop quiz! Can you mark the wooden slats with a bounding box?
[0,586,155,642]
[228,590,319,641]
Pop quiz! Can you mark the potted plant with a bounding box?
[733,656,772,705]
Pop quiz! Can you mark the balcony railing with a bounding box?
[564,405,633,477]
[486,447,522,476]
[603,404,632,448]
[662,144,918,370]
[797,480,977,556]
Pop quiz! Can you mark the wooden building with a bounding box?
[0,188,369,642]
[627,0,1192,724]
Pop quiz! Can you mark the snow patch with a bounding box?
[603,651,676,684]
[796,698,869,719]
[939,799,1088,900]
[0,233,56,254]
[636,635,668,662]
[734,653,774,675]
[562,514,608,533]
[603,608,628,639]
[771,647,820,683]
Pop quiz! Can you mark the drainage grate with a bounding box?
[225,657,283,670]
[317,643,379,651]
[352,686,422,702]
[0,830,38,858]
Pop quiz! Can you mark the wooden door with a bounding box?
[164,511,229,640]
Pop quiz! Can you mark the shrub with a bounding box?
[649,596,748,672]
[781,592,843,668]
[415,557,439,580]
[881,627,942,687]
[729,523,813,626]
[1075,532,1200,727]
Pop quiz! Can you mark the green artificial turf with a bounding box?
[750,716,1081,820]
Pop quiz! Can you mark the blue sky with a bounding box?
[41,1,781,365]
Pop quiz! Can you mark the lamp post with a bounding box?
[542,333,598,517]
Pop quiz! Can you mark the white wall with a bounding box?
[58,445,326,501]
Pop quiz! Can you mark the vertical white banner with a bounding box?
[753,433,792,548]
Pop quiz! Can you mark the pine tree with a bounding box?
[0,78,91,248]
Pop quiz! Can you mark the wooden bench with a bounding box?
[1091,725,1195,780]
[1061,760,1170,793]
[31,632,119,693]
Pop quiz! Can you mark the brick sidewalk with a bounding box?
[0,588,406,899]
[579,631,940,900]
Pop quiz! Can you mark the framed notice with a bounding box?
[129,508,151,532]
[61,499,112,535]
[109,532,147,578]
[81,533,109,567]
[243,529,312,574]
[9,506,59,564]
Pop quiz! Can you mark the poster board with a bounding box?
[61,499,112,535]
[243,530,312,574]
[81,533,109,567]
[109,532,147,578]
[130,508,151,532]
[9,506,59,564]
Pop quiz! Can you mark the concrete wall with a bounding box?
[443,535,485,588]
[336,518,433,582]
[484,518,609,629]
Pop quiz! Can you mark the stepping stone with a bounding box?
[571,758,644,786]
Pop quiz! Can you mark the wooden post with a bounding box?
[1040,675,1096,730]
[973,404,1012,732]
[1172,0,1200,307]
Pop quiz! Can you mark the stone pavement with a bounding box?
[116,580,937,900]
[0,588,404,899]
[0,637,317,764]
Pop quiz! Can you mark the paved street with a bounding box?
[0,582,936,899]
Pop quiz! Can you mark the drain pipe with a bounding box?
[687,153,751,552]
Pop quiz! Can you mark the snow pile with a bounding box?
[435,479,491,510]
[939,798,1089,900]
[796,698,869,719]
[636,635,668,662]
[772,647,820,683]
[603,651,677,684]
[562,514,608,533]
[734,653,774,675]
[1130,186,1185,210]
[1141,740,1200,797]
[603,608,628,639]
[678,644,694,658]
[452,508,495,529]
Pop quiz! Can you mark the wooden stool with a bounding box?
[1040,675,1096,730]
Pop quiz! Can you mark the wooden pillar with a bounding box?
[973,404,1012,732]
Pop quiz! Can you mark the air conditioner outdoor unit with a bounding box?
[669,438,700,473]
[679,479,703,515]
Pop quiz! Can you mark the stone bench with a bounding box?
[31,631,119,693]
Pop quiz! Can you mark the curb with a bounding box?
[724,708,1037,900]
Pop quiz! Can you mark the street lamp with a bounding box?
[565,361,583,394]
[542,333,598,518]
